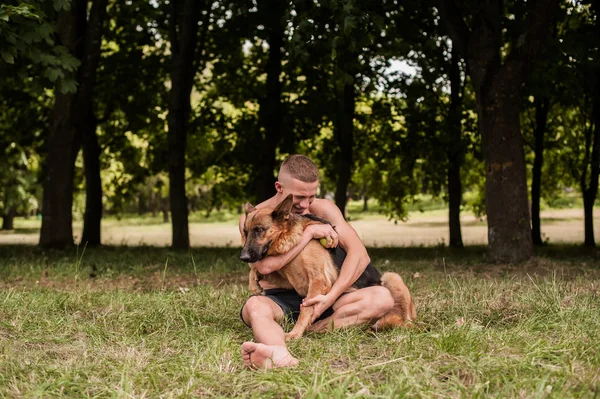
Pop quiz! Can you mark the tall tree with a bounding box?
[78,0,108,246]
[529,96,550,246]
[294,0,410,216]
[579,1,600,247]
[166,0,206,249]
[332,56,356,217]
[446,46,466,248]
[550,0,600,247]
[580,76,599,247]
[254,0,287,203]
[435,0,557,262]
[522,15,566,247]
[40,0,108,248]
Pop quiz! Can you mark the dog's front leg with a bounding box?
[284,280,329,341]
[248,265,264,295]
[285,306,314,341]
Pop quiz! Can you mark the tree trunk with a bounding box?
[531,98,549,246]
[81,112,102,246]
[162,201,170,223]
[447,46,464,248]
[39,0,107,248]
[39,1,87,249]
[582,191,596,247]
[2,208,16,230]
[137,195,146,215]
[39,97,78,249]
[150,192,157,217]
[334,80,355,217]
[477,73,533,262]
[581,70,600,247]
[79,0,108,247]
[435,0,556,262]
[447,163,463,248]
[255,0,286,203]
[167,0,201,249]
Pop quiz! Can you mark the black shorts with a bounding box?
[240,288,336,328]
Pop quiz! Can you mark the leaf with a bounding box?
[54,0,71,12]
[37,23,54,40]
[344,16,357,34]
[29,48,42,63]
[58,79,78,94]
[1,50,14,64]
[47,68,61,82]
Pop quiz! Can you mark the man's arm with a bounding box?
[239,213,338,275]
[302,200,370,320]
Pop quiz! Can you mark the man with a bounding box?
[239,154,394,369]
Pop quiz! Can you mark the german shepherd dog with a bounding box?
[240,194,416,340]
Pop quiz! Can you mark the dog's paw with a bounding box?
[284,332,302,341]
[249,285,264,295]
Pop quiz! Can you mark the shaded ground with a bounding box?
[0,208,598,247]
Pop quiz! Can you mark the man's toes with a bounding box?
[241,341,257,355]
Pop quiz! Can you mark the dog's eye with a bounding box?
[253,226,265,234]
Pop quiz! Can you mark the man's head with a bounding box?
[275,155,319,215]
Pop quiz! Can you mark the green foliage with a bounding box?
[0,144,40,217]
[0,73,50,221]
[0,0,598,245]
[0,1,80,94]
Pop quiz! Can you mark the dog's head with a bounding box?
[240,194,294,263]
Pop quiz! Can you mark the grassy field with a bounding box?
[0,244,599,398]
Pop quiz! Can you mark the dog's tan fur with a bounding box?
[241,194,416,340]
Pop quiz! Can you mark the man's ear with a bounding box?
[272,194,293,220]
[244,203,256,215]
[274,181,283,194]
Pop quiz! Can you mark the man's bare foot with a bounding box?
[241,342,299,369]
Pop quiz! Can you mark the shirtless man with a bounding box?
[239,154,394,369]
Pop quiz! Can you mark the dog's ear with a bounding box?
[272,194,293,220]
[244,203,256,215]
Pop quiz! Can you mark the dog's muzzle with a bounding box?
[240,241,272,263]
[240,247,259,263]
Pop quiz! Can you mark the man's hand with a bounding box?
[302,293,336,323]
[304,224,338,248]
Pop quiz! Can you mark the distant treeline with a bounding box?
[0,0,598,261]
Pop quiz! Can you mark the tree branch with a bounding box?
[434,0,470,57]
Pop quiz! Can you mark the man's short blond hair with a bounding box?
[279,155,319,183]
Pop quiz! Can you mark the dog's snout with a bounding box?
[240,247,256,263]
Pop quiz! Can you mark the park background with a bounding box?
[1,0,600,397]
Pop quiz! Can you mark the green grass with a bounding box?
[0,245,599,398]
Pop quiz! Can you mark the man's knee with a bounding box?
[367,286,394,318]
[242,296,276,326]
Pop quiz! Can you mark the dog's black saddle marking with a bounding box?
[301,213,332,225]
[328,246,382,288]
[302,213,381,288]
